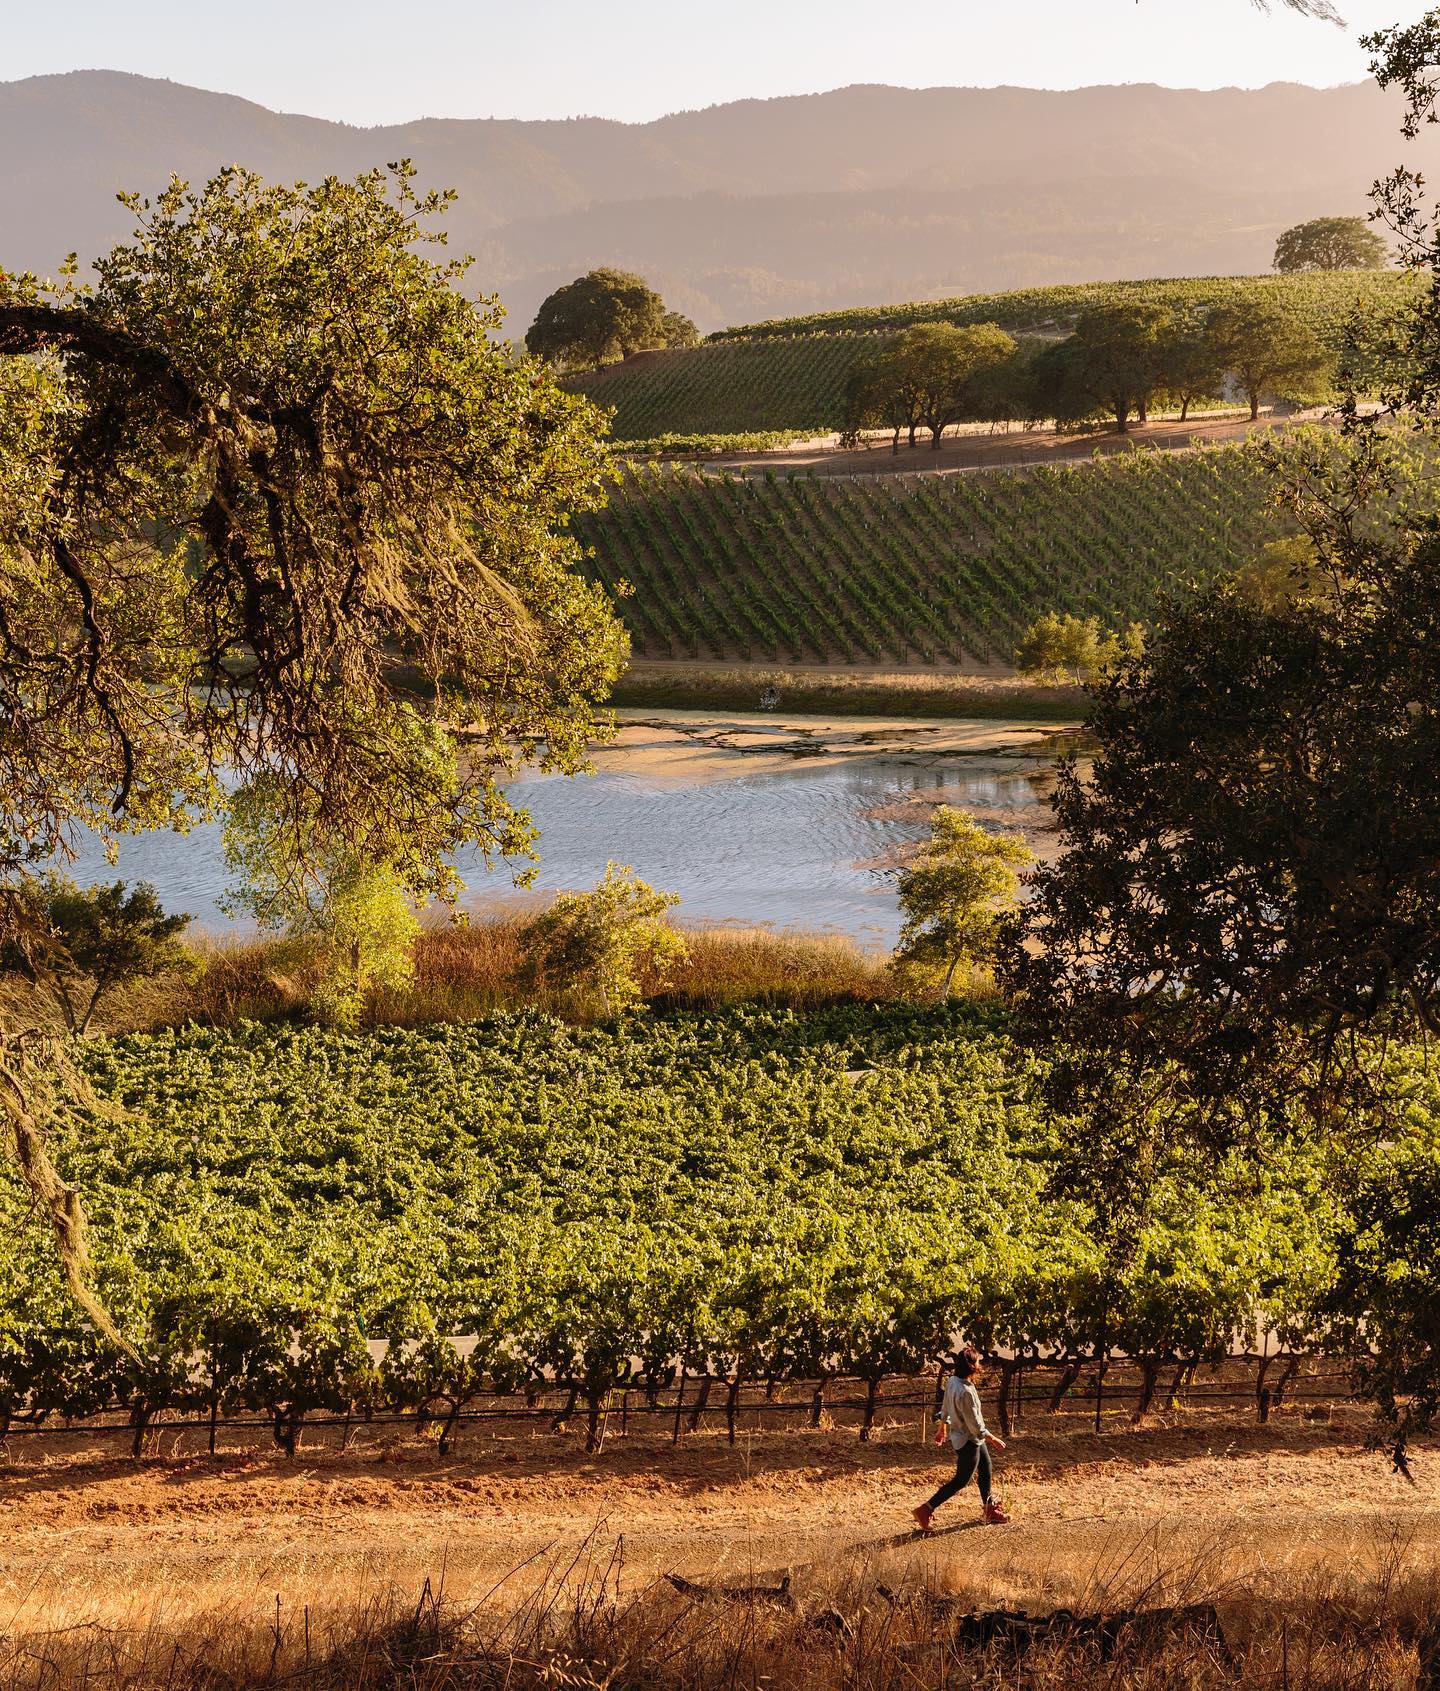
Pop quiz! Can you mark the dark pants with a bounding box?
[926,1439,992,1512]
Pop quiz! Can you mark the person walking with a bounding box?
[913,1346,1009,1531]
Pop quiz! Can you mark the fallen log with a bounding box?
[664,1573,796,1611]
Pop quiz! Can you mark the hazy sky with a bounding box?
[3,0,1432,125]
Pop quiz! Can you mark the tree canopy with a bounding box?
[1274,216,1388,272]
[526,269,697,371]
[0,163,627,1314]
[843,323,1018,450]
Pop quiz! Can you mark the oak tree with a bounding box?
[1274,216,1388,272]
[0,163,627,1318]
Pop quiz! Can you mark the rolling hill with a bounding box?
[568,271,1418,441]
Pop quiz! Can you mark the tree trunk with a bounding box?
[1250,392,1261,421]
[996,1360,1021,1438]
[930,424,944,450]
[130,1398,152,1460]
[907,422,918,449]
[939,957,961,1003]
[1166,1361,1186,1410]
[810,1376,829,1427]
[688,1374,713,1433]
[672,1364,687,1444]
[725,1372,744,1446]
[860,1374,880,1442]
[438,1400,461,1456]
[1272,1355,1300,1408]
[585,1386,606,1455]
[1179,395,1190,422]
[1048,1359,1082,1412]
[1132,1358,1161,1424]
[552,1381,578,1431]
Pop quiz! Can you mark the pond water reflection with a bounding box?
[57,748,1053,945]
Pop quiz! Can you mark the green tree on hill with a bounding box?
[1031,304,1171,433]
[844,324,1018,450]
[1274,217,1388,273]
[911,323,1019,448]
[526,269,694,371]
[1156,316,1227,423]
[1204,300,1333,419]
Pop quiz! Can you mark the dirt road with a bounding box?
[4,1408,1435,1637]
[706,410,1324,479]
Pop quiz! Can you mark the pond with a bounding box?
[55,713,1067,945]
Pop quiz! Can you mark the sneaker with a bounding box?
[983,1501,1010,1526]
[912,1504,934,1534]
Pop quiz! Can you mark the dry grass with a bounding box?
[97,918,915,1035]
[612,664,1086,721]
[3,1530,1437,1689]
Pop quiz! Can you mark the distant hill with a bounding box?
[1,72,1429,334]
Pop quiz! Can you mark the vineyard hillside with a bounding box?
[711,269,1420,341]
[568,272,1418,441]
[574,443,1327,665]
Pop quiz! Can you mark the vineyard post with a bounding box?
[672,1364,687,1445]
[207,1322,219,1457]
[1094,1309,1108,1435]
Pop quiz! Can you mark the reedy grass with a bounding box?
[94,918,925,1035]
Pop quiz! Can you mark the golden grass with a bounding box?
[612,664,1087,721]
[3,1528,1436,1689]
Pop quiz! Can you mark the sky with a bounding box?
[2,0,1433,126]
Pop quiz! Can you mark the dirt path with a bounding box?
[704,411,1324,479]
[4,1410,1435,1635]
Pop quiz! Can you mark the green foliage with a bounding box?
[526,269,690,371]
[519,863,688,1016]
[616,430,807,457]
[0,162,626,898]
[221,779,422,1028]
[1009,427,1440,1131]
[0,1007,1358,1449]
[1274,217,1388,273]
[1014,613,1144,684]
[1204,298,1333,420]
[573,274,1414,443]
[568,333,883,439]
[4,876,193,1036]
[1044,303,1175,433]
[846,323,1019,449]
[894,809,1032,999]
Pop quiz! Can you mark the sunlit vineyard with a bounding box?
[574,444,1294,664]
[712,269,1422,342]
[0,1008,1365,1450]
[567,334,883,440]
[568,272,1418,440]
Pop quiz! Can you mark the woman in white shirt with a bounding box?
[913,1346,1009,1531]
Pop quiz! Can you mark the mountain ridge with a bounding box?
[2,70,1430,331]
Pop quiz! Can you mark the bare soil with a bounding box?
[4,1403,1436,1640]
[705,411,1321,478]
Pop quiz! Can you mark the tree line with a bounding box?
[842,297,1334,448]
